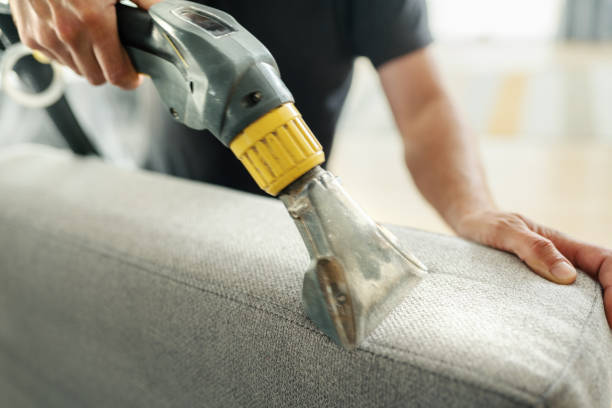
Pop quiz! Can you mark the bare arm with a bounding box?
[378,48,493,230]
[378,47,612,327]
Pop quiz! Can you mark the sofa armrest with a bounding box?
[0,144,610,407]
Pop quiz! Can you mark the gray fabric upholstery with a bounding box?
[0,144,610,408]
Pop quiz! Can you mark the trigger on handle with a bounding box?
[116,2,155,74]
[115,3,184,77]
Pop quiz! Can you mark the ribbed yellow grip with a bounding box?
[230,103,325,196]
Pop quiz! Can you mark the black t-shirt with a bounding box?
[146,0,432,195]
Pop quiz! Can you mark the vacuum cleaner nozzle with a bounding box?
[281,167,428,349]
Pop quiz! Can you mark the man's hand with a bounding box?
[378,48,612,329]
[10,0,160,89]
[456,211,612,327]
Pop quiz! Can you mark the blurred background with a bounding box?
[1,0,611,247]
[331,0,612,248]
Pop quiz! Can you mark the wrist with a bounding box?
[444,197,498,235]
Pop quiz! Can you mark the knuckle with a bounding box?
[88,75,106,86]
[56,21,80,44]
[37,31,60,49]
[107,67,129,86]
[528,237,555,256]
[492,214,521,235]
[78,10,102,28]
[492,219,510,235]
[510,212,528,223]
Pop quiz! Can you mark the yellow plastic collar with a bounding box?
[230,103,325,196]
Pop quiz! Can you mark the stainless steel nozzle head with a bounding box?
[281,167,427,349]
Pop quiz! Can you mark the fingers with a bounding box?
[507,229,577,285]
[518,214,612,328]
[90,10,140,89]
[11,3,81,76]
[52,6,108,86]
[455,211,578,285]
[518,214,611,280]
[35,27,81,74]
[11,0,47,52]
[20,0,141,89]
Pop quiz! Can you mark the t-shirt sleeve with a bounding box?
[349,0,433,67]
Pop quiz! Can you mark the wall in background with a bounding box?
[427,0,563,41]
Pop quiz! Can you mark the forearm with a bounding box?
[398,94,495,231]
[378,49,495,231]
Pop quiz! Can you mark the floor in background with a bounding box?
[330,44,612,249]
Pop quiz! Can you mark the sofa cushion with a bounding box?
[0,144,610,408]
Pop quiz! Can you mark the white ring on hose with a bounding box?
[0,43,65,108]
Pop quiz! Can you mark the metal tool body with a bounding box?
[118,0,428,349]
[281,168,427,348]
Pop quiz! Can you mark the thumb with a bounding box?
[508,229,577,285]
[130,0,163,10]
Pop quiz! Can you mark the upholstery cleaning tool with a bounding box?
[3,0,428,349]
[114,0,429,348]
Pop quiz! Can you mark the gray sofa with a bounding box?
[0,144,610,408]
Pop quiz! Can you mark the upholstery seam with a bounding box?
[538,283,600,407]
[3,216,589,406]
[87,250,535,406]
[85,247,536,404]
[7,216,302,318]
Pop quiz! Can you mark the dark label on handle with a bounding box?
[173,7,235,37]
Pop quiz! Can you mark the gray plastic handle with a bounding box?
[116,0,293,145]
